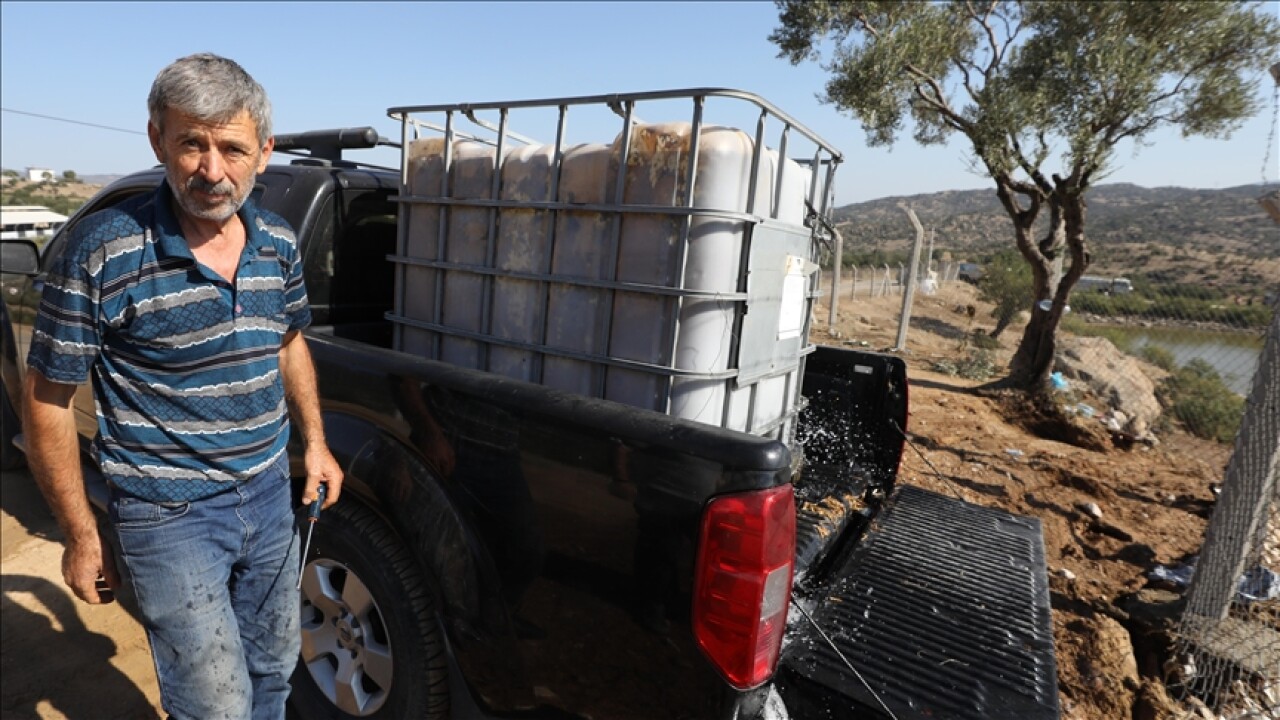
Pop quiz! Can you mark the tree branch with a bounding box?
[851,10,880,39]
[1008,133,1054,194]
[954,57,980,103]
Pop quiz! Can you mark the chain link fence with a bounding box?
[1170,308,1278,720]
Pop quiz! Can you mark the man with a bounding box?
[22,53,342,720]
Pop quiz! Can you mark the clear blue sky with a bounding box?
[2,1,1277,204]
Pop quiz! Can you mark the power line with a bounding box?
[1,108,145,136]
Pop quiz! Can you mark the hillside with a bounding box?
[832,183,1280,288]
[0,178,102,217]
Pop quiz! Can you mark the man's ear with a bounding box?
[256,136,274,174]
[148,122,165,163]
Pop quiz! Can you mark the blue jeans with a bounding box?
[109,456,300,720]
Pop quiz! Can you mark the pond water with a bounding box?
[1100,325,1265,396]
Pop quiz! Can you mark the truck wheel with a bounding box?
[289,498,449,719]
[1,387,25,471]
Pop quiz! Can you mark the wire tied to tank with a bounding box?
[887,418,971,503]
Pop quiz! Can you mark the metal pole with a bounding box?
[894,205,925,352]
[827,226,843,330]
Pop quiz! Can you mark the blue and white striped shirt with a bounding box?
[27,181,311,502]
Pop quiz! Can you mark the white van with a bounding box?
[1077,275,1133,294]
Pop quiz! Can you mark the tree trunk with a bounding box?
[1008,187,1089,395]
[990,311,1015,339]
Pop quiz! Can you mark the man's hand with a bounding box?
[63,534,121,605]
[302,446,343,510]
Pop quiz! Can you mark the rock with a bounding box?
[1056,336,1165,435]
[1057,568,1077,581]
[1077,614,1141,719]
[1091,518,1135,542]
[1078,501,1104,519]
[1115,589,1184,626]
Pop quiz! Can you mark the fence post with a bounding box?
[828,226,844,330]
[850,265,858,300]
[882,264,891,297]
[894,205,926,352]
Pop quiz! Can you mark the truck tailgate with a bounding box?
[777,484,1060,720]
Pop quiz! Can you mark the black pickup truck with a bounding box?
[1,115,1059,720]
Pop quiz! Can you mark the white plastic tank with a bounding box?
[395,121,815,439]
[440,141,504,369]
[489,144,556,382]
[542,143,615,397]
[603,122,687,412]
[400,137,446,359]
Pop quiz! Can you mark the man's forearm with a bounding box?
[279,331,343,506]
[279,331,326,449]
[23,371,97,545]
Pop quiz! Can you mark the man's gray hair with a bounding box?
[148,53,273,146]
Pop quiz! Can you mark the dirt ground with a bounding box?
[813,278,1232,720]
[0,465,164,719]
[0,278,1232,720]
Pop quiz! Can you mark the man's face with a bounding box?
[148,108,273,223]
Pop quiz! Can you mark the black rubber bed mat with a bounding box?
[778,484,1060,720]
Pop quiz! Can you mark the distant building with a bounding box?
[1,205,67,240]
[25,167,55,182]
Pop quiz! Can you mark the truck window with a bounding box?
[302,195,337,325]
[301,187,397,342]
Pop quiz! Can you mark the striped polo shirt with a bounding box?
[27,180,311,502]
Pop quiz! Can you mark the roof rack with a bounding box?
[272,126,400,171]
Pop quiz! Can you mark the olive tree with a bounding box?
[772,0,1280,394]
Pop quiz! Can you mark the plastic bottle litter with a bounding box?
[1005,448,1024,458]
[1050,372,1069,392]
[1075,403,1095,418]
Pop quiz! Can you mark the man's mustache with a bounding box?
[187,176,235,196]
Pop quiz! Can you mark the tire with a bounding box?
[1,386,25,471]
[289,499,449,719]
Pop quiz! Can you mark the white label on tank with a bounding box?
[778,255,807,340]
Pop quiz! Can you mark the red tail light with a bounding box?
[692,484,796,690]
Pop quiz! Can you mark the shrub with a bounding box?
[1138,344,1178,371]
[969,332,1001,350]
[1157,359,1244,443]
[930,349,997,381]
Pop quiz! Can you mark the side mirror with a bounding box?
[1,240,41,276]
